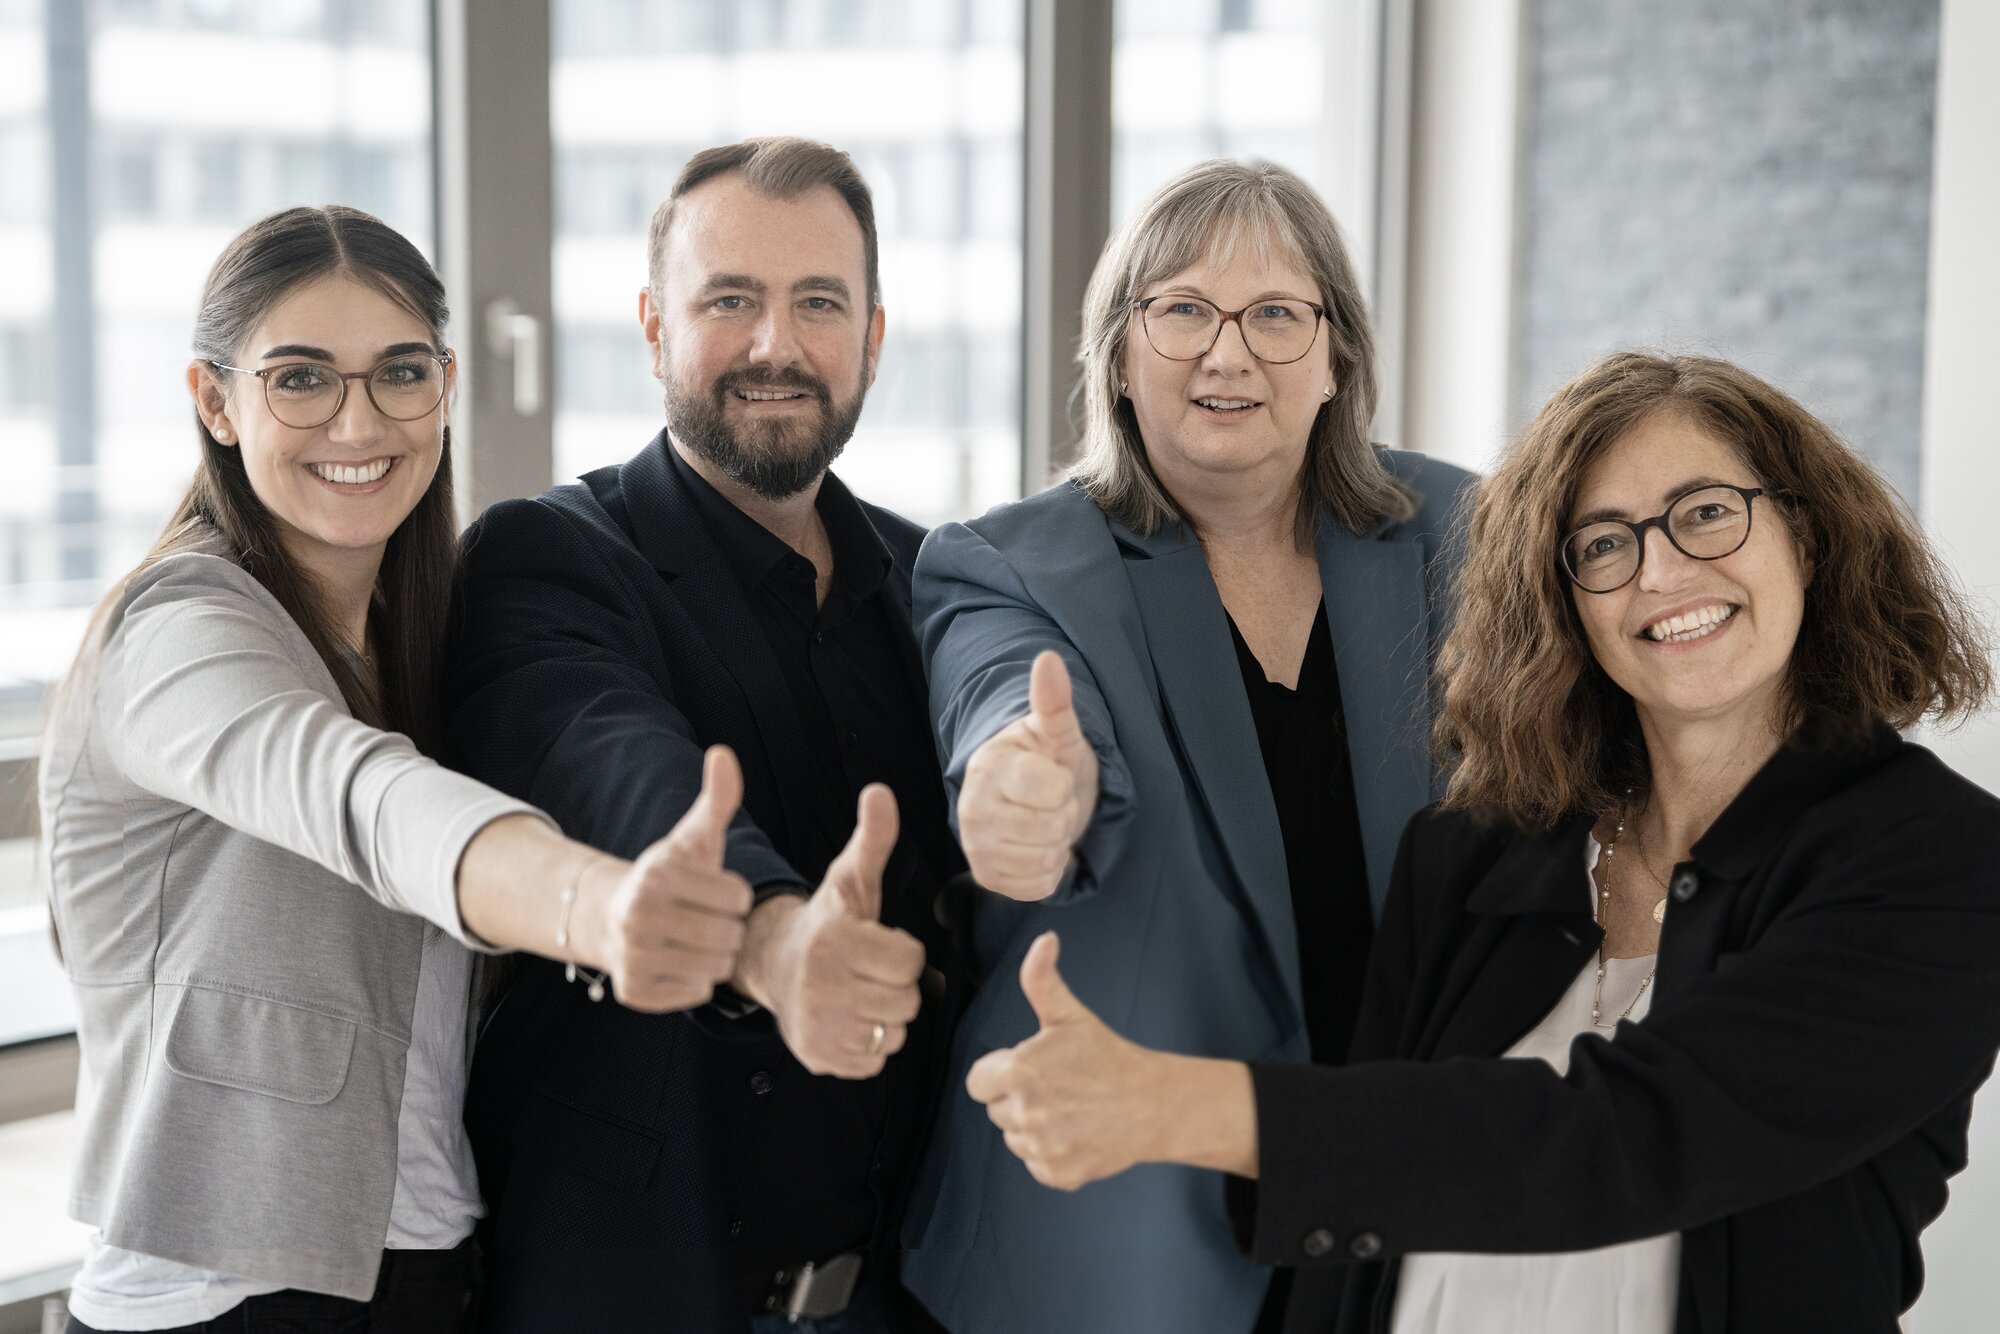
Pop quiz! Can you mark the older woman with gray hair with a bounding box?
[899,160,1473,1334]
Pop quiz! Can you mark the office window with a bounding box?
[549,0,1025,525]
[1113,0,1332,223]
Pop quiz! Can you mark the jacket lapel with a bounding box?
[615,435,824,855]
[1315,519,1433,919]
[1422,820,1599,1061]
[1120,521,1302,1029]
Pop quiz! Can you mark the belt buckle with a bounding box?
[779,1250,864,1323]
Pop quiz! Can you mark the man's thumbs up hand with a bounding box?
[958,651,1102,902]
[741,784,928,1080]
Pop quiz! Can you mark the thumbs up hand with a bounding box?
[958,651,1102,901]
[740,784,928,1079]
[586,745,756,1013]
[965,932,1169,1191]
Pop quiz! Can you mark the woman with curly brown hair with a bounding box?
[961,351,2000,1332]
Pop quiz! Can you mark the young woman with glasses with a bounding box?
[900,160,1476,1334]
[42,206,756,1333]
[962,351,2000,1332]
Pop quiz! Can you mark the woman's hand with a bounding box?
[967,932,1260,1189]
[957,652,1101,901]
[573,746,756,1012]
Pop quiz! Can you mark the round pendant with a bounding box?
[1652,898,1667,925]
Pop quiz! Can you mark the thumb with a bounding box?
[663,745,742,867]
[828,783,899,920]
[1021,931,1087,1029]
[1025,650,1084,748]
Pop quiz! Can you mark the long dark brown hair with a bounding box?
[1436,351,1992,828]
[76,205,458,756]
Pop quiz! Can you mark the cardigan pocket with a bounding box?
[163,986,358,1106]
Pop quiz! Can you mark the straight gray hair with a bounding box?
[1070,159,1415,544]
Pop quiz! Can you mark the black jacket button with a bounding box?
[1349,1230,1383,1259]
[1300,1228,1336,1258]
[748,1070,773,1095]
[1671,869,1701,902]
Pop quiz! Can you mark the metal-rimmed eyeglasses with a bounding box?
[1560,483,1769,594]
[1131,294,1327,364]
[208,350,453,430]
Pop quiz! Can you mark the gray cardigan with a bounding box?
[38,548,545,1300]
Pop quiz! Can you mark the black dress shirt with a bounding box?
[667,445,957,1267]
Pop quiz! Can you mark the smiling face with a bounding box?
[1119,231,1331,506]
[1568,410,1809,741]
[642,173,885,500]
[190,273,450,578]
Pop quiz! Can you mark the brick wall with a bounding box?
[1512,0,1939,499]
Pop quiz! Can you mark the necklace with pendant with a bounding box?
[1592,793,1661,1028]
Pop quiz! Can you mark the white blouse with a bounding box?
[1390,836,1679,1334]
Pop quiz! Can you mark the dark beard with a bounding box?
[664,363,867,501]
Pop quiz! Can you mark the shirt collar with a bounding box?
[663,438,893,599]
[1465,719,1901,916]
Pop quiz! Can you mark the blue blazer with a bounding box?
[901,450,1474,1334]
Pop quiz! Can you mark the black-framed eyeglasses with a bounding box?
[1560,483,1769,594]
[1131,294,1327,364]
[208,350,454,430]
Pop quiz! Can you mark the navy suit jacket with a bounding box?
[900,451,1475,1334]
[443,434,960,1332]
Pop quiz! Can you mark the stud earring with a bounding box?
[214,427,231,441]
[1322,386,1333,400]
[1118,381,1128,393]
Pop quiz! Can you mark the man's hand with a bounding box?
[968,932,1261,1188]
[583,745,756,1013]
[734,784,928,1079]
[957,651,1101,901]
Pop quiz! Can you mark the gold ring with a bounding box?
[868,1022,886,1056]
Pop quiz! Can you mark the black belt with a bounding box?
[759,1251,866,1322]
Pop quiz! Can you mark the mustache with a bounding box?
[712,368,829,404]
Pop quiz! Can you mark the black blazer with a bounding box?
[442,434,961,1333]
[1238,725,2000,1333]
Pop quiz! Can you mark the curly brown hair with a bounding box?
[1437,351,1992,827]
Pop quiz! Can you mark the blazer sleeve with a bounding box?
[912,518,1137,904]
[1241,801,2000,1264]
[101,554,549,948]
[444,497,809,900]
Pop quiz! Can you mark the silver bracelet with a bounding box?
[555,855,608,1003]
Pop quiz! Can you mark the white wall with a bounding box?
[1399,0,1524,473]
[1905,0,2000,1326]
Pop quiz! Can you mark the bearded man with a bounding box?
[444,138,963,1334]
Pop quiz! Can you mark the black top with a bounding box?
[666,445,955,1278]
[1227,601,1375,1064]
[444,434,966,1332]
[667,445,957,940]
[1234,724,2000,1333]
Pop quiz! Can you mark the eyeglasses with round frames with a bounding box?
[1131,294,1327,365]
[1560,483,1770,594]
[208,351,454,430]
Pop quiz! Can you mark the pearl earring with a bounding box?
[215,427,231,441]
